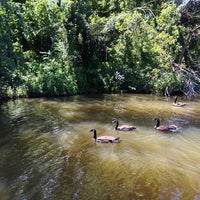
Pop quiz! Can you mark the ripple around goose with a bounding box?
[173,96,187,107]
[112,119,136,131]
[154,118,179,132]
[89,129,120,143]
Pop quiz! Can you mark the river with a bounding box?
[0,94,200,200]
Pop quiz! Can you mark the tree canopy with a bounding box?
[0,0,199,99]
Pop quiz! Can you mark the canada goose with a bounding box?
[154,118,178,132]
[89,129,120,143]
[112,119,136,131]
[173,96,187,107]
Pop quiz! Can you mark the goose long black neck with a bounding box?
[174,96,177,104]
[115,120,119,130]
[92,129,97,141]
[155,118,160,127]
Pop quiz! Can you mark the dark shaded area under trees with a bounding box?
[0,0,199,100]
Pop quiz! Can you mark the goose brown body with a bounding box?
[154,118,178,132]
[89,129,120,143]
[112,120,136,131]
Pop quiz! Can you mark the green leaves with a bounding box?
[21,0,62,53]
[25,60,78,96]
[0,0,199,98]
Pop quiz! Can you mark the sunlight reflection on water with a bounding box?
[0,94,200,200]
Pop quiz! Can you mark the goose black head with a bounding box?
[89,129,97,140]
[89,129,96,133]
[112,119,118,123]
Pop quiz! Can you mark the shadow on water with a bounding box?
[0,94,200,200]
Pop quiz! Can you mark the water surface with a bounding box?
[0,94,200,200]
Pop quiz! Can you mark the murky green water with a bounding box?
[0,94,200,200]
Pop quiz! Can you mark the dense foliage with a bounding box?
[0,0,199,99]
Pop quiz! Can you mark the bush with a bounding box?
[25,60,78,97]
